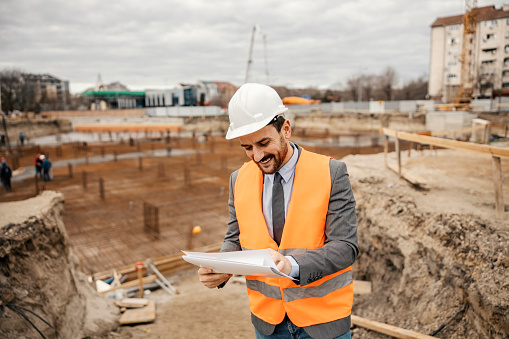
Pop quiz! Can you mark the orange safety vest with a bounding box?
[234,148,353,328]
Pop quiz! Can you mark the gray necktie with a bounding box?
[272,172,285,245]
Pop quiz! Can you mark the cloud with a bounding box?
[1,0,506,93]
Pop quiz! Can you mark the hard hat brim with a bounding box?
[225,108,287,140]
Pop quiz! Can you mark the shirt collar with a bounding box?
[266,142,298,184]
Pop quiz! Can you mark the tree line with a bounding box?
[273,66,428,103]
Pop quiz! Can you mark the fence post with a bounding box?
[101,146,105,158]
[82,171,87,189]
[138,157,143,171]
[68,163,73,178]
[395,132,401,178]
[143,202,160,237]
[99,177,105,199]
[492,156,505,219]
[114,151,117,162]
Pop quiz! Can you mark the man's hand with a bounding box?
[268,248,292,275]
[198,266,232,289]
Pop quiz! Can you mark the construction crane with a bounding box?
[245,25,269,84]
[451,0,478,108]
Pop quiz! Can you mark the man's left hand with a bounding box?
[268,248,291,275]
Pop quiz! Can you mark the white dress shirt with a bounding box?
[262,142,300,277]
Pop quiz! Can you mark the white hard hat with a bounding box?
[40,154,46,160]
[225,83,288,140]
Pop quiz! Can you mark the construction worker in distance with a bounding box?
[198,83,358,339]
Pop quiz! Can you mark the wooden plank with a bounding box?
[384,135,388,168]
[99,275,157,294]
[395,132,401,178]
[353,280,372,295]
[351,315,436,339]
[387,163,427,187]
[92,243,222,281]
[492,156,506,219]
[119,300,156,325]
[115,298,149,308]
[381,128,509,158]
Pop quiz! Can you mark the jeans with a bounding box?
[254,317,352,339]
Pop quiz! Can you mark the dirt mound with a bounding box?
[0,191,119,338]
[345,150,509,338]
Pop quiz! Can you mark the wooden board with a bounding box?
[99,275,157,294]
[119,300,156,325]
[352,315,435,339]
[387,163,427,187]
[353,280,372,295]
[381,128,509,158]
[115,298,149,308]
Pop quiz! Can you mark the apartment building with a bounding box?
[429,4,509,102]
[22,73,70,110]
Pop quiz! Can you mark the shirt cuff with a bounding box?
[287,255,300,278]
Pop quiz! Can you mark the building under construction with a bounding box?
[429,4,509,102]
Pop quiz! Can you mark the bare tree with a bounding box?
[346,76,360,101]
[394,74,428,100]
[378,66,398,100]
[360,74,377,101]
[0,68,40,112]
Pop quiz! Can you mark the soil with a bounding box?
[1,116,508,338]
[99,147,508,339]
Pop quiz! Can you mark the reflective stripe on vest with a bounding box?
[246,269,352,302]
[234,148,354,327]
[246,279,282,300]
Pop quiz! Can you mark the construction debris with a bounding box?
[119,301,156,325]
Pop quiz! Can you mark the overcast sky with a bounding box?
[1,0,508,93]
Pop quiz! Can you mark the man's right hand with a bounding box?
[198,266,232,289]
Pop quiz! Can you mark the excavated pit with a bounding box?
[0,191,119,339]
[346,152,509,338]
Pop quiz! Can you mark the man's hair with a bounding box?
[267,115,286,132]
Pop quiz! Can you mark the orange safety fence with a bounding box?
[75,124,185,133]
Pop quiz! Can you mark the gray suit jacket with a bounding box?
[221,144,358,339]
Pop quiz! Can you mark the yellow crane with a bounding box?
[451,0,478,109]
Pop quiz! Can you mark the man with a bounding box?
[41,154,52,182]
[35,154,43,180]
[198,83,358,339]
[0,157,12,192]
[19,132,25,146]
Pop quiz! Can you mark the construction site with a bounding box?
[1,1,509,337]
[0,106,507,339]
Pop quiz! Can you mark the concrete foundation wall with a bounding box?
[426,111,478,132]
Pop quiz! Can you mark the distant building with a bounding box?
[23,73,70,110]
[145,81,237,108]
[429,4,509,102]
[82,90,145,110]
[82,80,144,110]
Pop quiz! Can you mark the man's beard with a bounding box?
[255,135,289,174]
